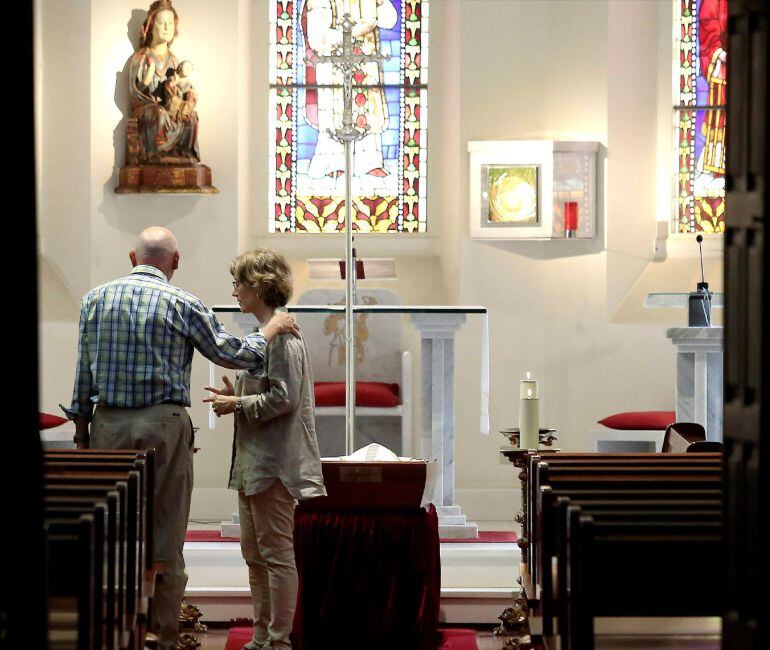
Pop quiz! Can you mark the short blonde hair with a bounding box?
[230,248,293,308]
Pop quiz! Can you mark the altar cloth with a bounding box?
[292,503,440,649]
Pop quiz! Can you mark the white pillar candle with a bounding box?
[519,389,539,450]
[520,371,538,399]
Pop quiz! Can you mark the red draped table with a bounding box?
[292,503,441,650]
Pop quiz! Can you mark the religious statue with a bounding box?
[302,0,397,179]
[116,0,217,193]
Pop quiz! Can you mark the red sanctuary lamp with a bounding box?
[564,201,578,238]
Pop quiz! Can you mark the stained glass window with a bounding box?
[269,0,429,233]
[675,0,727,234]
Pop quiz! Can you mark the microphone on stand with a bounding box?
[697,234,706,286]
[688,234,712,327]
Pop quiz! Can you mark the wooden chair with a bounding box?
[661,421,707,452]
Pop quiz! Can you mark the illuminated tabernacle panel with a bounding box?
[269,0,429,233]
[675,0,727,234]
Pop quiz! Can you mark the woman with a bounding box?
[204,248,325,650]
[129,0,199,162]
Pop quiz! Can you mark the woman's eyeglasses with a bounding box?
[232,281,243,290]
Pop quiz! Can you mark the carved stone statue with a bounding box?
[116,0,217,193]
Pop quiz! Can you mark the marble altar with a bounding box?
[665,327,723,442]
[211,305,488,538]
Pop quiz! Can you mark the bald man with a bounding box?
[64,226,297,650]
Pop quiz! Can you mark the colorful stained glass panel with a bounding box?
[269,0,429,234]
[675,0,727,234]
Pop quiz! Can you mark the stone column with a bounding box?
[410,312,478,538]
[665,327,724,441]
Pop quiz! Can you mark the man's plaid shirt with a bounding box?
[66,265,266,420]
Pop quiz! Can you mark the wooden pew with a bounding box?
[44,469,144,633]
[45,496,120,650]
[45,484,129,639]
[537,485,722,638]
[44,450,155,571]
[525,453,721,601]
[562,504,723,650]
[525,452,721,553]
[519,452,723,649]
[44,455,156,625]
[43,449,157,650]
[45,449,159,633]
[46,513,101,650]
[526,456,720,545]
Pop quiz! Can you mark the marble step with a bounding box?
[220,522,241,539]
[438,514,467,525]
[185,538,519,589]
[184,586,520,624]
[439,522,479,539]
[225,498,480,538]
[225,517,480,538]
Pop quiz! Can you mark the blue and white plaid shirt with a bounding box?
[66,265,266,420]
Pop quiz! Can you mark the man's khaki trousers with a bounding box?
[92,404,194,650]
[238,480,297,650]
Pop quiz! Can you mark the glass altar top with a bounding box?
[213,305,488,314]
[645,293,724,309]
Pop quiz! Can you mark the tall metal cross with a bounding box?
[307,13,389,455]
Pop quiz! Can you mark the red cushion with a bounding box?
[598,411,676,430]
[39,412,69,430]
[314,382,400,408]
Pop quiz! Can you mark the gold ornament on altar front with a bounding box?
[322,296,376,366]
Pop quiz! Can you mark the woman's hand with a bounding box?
[203,377,237,417]
[206,376,234,396]
[205,394,238,417]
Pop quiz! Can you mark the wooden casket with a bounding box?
[298,459,431,510]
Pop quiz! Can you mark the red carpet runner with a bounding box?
[224,626,479,650]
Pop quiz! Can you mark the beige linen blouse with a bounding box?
[227,330,326,500]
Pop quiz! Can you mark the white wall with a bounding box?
[37,0,708,520]
[427,0,681,491]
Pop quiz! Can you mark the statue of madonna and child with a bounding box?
[117,0,217,193]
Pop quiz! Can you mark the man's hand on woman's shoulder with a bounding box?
[263,311,300,341]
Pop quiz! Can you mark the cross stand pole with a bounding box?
[307,14,390,455]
